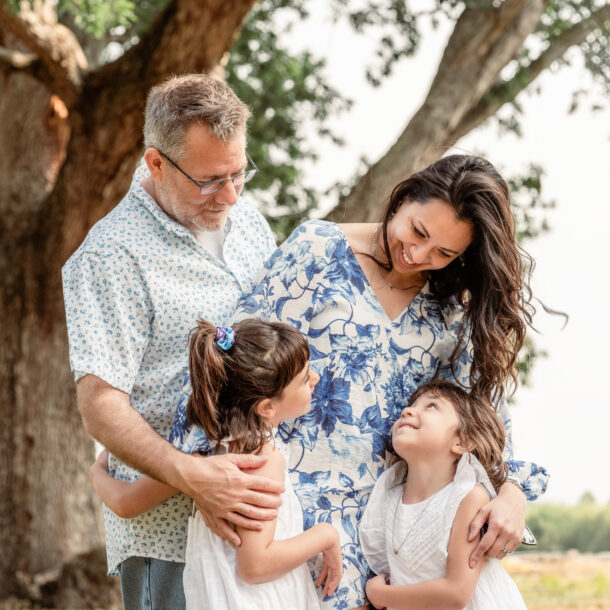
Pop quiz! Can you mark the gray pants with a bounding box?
[119,557,186,610]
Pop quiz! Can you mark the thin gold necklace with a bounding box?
[370,227,426,292]
[391,482,434,555]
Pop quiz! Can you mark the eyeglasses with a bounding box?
[158,149,258,195]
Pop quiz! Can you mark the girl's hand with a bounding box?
[315,524,343,597]
[365,573,388,609]
[90,449,109,478]
[467,481,526,567]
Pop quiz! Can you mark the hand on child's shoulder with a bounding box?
[239,442,285,483]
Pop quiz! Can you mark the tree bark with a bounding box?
[0,0,256,601]
[326,0,606,223]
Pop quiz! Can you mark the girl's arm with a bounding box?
[90,449,178,519]
[366,485,489,610]
[234,444,343,596]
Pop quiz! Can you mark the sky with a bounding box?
[284,4,610,505]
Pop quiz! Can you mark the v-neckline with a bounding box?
[333,222,428,324]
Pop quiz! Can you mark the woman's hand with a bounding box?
[467,481,526,567]
[316,524,343,596]
[365,574,388,609]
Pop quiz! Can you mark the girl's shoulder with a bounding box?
[243,442,286,483]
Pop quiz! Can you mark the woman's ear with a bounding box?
[255,398,276,421]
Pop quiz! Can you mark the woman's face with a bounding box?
[386,198,474,275]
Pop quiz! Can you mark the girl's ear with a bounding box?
[255,398,276,421]
[452,437,473,457]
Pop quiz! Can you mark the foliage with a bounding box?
[524,498,610,553]
[226,0,351,240]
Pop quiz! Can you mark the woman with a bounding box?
[233,155,548,609]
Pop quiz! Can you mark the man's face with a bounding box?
[151,123,248,232]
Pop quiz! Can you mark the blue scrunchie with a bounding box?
[215,326,235,351]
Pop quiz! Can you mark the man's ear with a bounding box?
[255,398,276,421]
[144,147,164,180]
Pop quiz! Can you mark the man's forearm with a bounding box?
[77,374,190,490]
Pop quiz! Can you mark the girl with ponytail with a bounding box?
[90,318,342,609]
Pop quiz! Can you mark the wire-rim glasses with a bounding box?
[158,149,258,195]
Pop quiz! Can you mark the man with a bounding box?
[63,74,282,609]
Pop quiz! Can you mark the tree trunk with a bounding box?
[0,0,256,601]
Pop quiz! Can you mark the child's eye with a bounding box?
[427,402,438,410]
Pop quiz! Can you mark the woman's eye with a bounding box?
[413,226,425,238]
[439,251,452,259]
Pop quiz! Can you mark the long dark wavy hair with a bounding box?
[377,154,534,403]
[186,318,310,454]
[406,380,508,490]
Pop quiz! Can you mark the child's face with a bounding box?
[392,391,461,460]
[270,363,319,426]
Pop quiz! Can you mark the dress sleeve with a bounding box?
[233,223,325,337]
[436,317,549,501]
[360,470,392,576]
[62,247,152,393]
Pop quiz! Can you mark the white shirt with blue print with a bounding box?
[62,164,276,575]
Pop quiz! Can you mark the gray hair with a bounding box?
[143,73,250,162]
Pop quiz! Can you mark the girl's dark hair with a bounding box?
[186,318,310,455]
[407,380,508,490]
[378,154,534,403]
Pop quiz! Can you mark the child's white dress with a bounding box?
[183,437,321,610]
[359,454,527,610]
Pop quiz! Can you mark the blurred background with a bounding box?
[1,0,608,607]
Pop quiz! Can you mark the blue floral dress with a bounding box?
[171,220,549,609]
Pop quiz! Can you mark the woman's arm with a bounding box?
[366,485,488,610]
[90,450,178,519]
[234,445,343,596]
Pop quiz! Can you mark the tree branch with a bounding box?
[452,3,610,141]
[326,0,549,222]
[0,2,87,107]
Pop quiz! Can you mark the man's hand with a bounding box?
[467,481,526,567]
[183,452,284,547]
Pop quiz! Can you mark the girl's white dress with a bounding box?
[183,437,321,610]
[359,454,527,610]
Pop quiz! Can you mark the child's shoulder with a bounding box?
[244,442,286,483]
[456,484,490,519]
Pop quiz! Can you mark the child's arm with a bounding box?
[234,444,343,596]
[366,485,489,610]
[90,449,178,519]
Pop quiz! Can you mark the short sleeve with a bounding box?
[360,469,393,576]
[62,248,152,393]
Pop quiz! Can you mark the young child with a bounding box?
[90,318,342,609]
[360,380,527,610]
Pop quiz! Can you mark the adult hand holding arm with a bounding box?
[77,374,283,545]
[467,480,526,566]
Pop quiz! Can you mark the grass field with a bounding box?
[3,551,610,609]
[505,551,610,609]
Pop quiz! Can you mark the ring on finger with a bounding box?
[501,545,512,556]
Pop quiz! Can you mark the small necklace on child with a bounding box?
[391,483,434,555]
